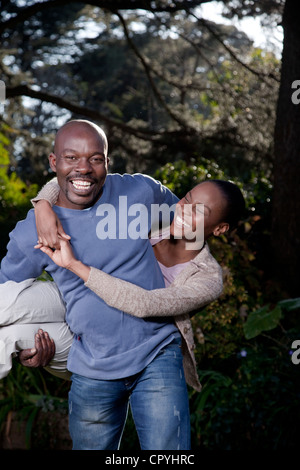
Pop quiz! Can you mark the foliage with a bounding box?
[154,157,226,198]
[243,297,300,340]
[190,285,300,448]
[0,127,36,214]
[190,338,300,450]
[1,4,280,180]
[0,126,38,257]
[0,362,69,449]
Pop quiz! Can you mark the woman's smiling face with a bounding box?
[170,181,229,242]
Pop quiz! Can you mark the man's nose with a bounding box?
[76,158,92,173]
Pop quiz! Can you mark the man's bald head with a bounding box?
[54,120,108,158]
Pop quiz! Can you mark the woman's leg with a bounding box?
[0,279,66,326]
[42,322,73,380]
[0,279,70,379]
[0,322,73,380]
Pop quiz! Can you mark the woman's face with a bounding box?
[170,181,228,242]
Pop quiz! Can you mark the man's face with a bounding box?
[49,124,109,210]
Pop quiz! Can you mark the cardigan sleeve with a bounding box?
[31,177,60,207]
[85,262,223,318]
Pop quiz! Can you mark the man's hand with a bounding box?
[35,237,76,270]
[18,329,55,368]
[35,200,70,250]
[36,237,91,282]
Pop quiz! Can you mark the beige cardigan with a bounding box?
[33,179,223,391]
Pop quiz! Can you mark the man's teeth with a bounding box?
[72,180,92,190]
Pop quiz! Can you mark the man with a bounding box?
[0,119,190,450]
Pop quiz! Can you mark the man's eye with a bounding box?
[66,156,77,160]
[91,157,104,164]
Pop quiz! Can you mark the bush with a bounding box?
[0,127,38,258]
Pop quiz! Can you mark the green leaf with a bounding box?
[243,304,283,339]
[25,406,40,449]
[278,298,300,311]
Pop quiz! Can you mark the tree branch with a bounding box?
[189,12,280,83]
[5,84,158,139]
[114,10,192,130]
[5,83,197,141]
[0,0,207,35]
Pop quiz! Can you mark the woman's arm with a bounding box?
[32,178,70,249]
[84,265,222,317]
[38,239,223,318]
[31,177,60,207]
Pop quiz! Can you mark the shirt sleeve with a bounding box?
[134,174,179,233]
[84,262,223,318]
[31,177,60,207]
[0,230,44,284]
[139,173,179,207]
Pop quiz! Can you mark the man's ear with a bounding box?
[48,153,57,173]
[213,222,229,236]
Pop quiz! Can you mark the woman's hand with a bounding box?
[35,236,76,269]
[35,200,70,250]
[36,237,91,282]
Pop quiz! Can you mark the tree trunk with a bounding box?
[272,0,300,297]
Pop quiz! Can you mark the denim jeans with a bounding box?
[68,338,191,450]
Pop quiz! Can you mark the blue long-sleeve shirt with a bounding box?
[0,173,180,379]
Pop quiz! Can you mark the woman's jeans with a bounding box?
[68,338,191,450]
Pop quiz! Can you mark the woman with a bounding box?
[31,177,244,390]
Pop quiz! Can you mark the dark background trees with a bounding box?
[272,0,300,297]
[1,0,300,450]
[1,1,281,179]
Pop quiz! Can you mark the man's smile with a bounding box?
[69,178,95,195]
